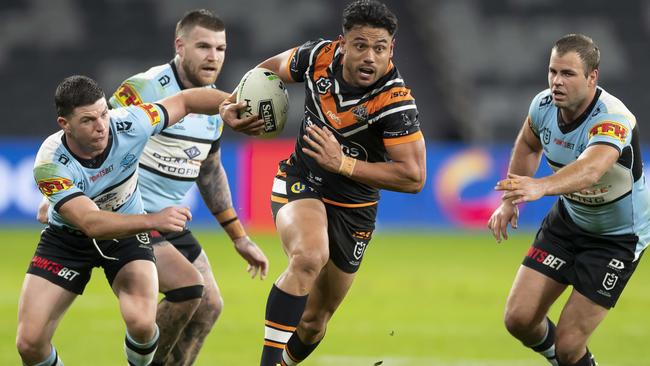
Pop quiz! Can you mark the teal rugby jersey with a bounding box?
[528,87,650,255]
[109,61,224,212]
[34,103,168,229]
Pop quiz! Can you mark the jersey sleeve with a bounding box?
[586,114,633,153]
[377,88,423,147]
[34,162,84,212]
[287,39,327,82]
[527,90,552,138]
[111,102,169,137]
[109,76,156,108]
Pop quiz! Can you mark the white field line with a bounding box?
[314,355,542,366]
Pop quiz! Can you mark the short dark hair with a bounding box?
[175,9,225,38]
[553,33,600,77]
[54,75,105,117]
[342,0,398,36]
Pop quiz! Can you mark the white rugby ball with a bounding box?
[236,67,289,138]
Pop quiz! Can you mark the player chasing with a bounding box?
[108,9,269,365]
[220,1,426,365]
[18,75,261,366]
[488,34,649,366]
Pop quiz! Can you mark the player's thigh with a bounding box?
[17,274,77,344]
[506,265,567,322]
[275,198,329,256]
[556,289,608,342]
[112,259,158,315]
[155,241,203,293]
[303,260,356,320]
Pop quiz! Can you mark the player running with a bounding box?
[220,1,426,365]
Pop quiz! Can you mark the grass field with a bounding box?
[1,228,649,365]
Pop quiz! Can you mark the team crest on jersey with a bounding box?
[37,177,73,196]
[114,83,143,106]
[136,233,150,244]
[120,153,137,172]
[315,76,332,95]
[602,272,618,290]
[137,103,161,126]
[352,105,368,124]
[588,121,628,143]
[541,127,551,144]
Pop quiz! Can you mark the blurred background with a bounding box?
[1,0,650,230]
[2,1,650,365]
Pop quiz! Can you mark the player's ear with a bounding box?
[174,36,184,55]
[338,34,345,54]
[588,68,599,87]
[57,116,70,132]
[390,38,395,58]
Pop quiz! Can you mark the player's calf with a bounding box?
[529,317,559,366]
[124,325,159,366]
[20,344,63,366]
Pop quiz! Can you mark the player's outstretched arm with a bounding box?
[57,195,191,239]
[302,125,426,193]
[257,48,297,83]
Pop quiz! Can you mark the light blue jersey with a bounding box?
[109,61,224,212]
[34,103,168,229]
[528,87,650,255]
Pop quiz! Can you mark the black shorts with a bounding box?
[271,160,377,273]
[27,226,155,294]
[150,229,202,263]
[523,201,643,308]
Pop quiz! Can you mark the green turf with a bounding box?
[1,228,648,365]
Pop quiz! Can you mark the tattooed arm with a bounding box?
[196,147,269,279]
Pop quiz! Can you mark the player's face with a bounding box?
[176,26,226,87]
[548,50,598,112]
[58,98,110,157]
[340,25,394,88]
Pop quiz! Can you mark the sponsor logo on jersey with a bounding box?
[608,258,625,270]
[116,121,133,133]
[184,146,201,159]
[290,181,306,194]
[37,177,74,196]
[602,272,618,291]
[90,165,114,182]
[158,75,171,87]
[58,154,70,165]
[588,121,628,143]
[553,138,574,150]
[526,247,566,270]
[138,103,161,126]
[31,256,80,281]
[136,232,150,244]
[114,83,143,106]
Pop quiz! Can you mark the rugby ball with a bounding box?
[236,67,289,138]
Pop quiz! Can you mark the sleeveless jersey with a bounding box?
[286,39,423,205]
[528,87,650,254]
[109,61,224,212]
[34,103,168,229]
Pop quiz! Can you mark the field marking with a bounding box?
[315,355,537,366]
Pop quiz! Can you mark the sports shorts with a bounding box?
[150,229,203,263]
[523,200,643,308]
[270,159,377,273]
[27,226,155,294]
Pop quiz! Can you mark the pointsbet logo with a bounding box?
[526,247,566,270]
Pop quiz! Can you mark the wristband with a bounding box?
[338,154,357,177]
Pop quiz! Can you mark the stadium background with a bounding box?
[1,0,649,365]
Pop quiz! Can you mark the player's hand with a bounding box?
[495,173,546,204]
[151,206,192,233]
[37,198,49,224]
[301,125,342,173]
[219,96,266,136]
[487,200,519,243]
[233,236,269,280]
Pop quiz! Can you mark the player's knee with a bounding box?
[124,316,157,342]
[16,332,45,360]
[299,315,328,340]
[197,288,223,325]
[288,251,329,279]
[503,309,537,337]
